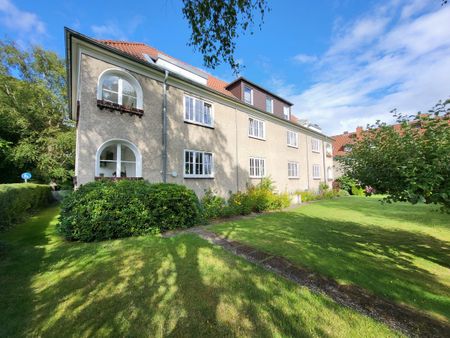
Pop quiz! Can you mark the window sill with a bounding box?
[288,177,300,180]
[313,177,321,180]
[95,176,143,181]
[312,150,320,154]
[184,120,214,129]
[288,145,299,149]
[249,176,265,179]
[248,135,266,141]
[184,175,215,179]
[97,100,144,117]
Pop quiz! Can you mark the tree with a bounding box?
[182,0,269,74]
[337,100,450,211]
[0,41,75,184]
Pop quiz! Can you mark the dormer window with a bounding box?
[97,69,143,116]
[265,96,273,113]
[244,86,253,105]
[283,106,290,120]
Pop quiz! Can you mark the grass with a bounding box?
[211,196,450,323]
[0,206,399,337]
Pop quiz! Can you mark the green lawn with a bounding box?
[0,206,398,337]
[211,196,450,323]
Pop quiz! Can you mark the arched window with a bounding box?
[97,69,143,110]
[96,140,142,178]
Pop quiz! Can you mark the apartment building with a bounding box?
[65,28,334,197]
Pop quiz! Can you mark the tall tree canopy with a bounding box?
[337,100,450,211]
[182,0,269,74]
[0,41,75,184]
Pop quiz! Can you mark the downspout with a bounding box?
[162,70,169,183]
[322,140,327,185]
[306,137,310,191]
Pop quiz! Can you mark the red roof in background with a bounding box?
[332,132,355,157]
[97,39,302,124]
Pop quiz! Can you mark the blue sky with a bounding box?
[1,0,449,135]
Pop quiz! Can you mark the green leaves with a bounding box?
[0,40,74,184]
[338,99,450,212]
[182,0,269,74]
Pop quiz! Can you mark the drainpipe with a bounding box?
[306,137,310,191]
[322,139,327,186]
[162,70,169,183]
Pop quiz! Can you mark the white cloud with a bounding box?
[91,16,144,41]
[293,54,318,63]
[284,0,450,135]
[0,0,46,42]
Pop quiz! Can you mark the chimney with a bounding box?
[356,126,363,136]
[343,131,348,134]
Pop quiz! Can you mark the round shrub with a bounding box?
[58,180,200,242]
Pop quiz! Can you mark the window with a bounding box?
[326,143,332,157]
[184,95,213,127]
[266,96,273,113]
[311,138,320,153]
[97,69,143,110]
[184,150,214,178]
[327,166,333,181]
[96,140,142,178]
[249,157,265,178]
[283,106,290,120]
[312,164,320,179]
[244,86,253,104]
[288,162,299,178]
[287,130,298,148]
[248,117,265,139]
[344,145,352,152]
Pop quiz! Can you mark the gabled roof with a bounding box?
[98,40,233,97]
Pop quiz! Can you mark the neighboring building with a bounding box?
[65,28,334,197]
[332,127,363,178]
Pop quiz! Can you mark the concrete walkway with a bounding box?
[165,226,450,338]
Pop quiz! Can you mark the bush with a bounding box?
[351,185,365,196]
[58,180,201,242]
[338,189,350,197]
[200,178,291,220]
[0,183,52,231]
[201,189,226,219]
[335,175,357,193]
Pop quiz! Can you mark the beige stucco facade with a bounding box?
[73,43,334,198]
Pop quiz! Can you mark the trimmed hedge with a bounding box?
[58,180,201,242]
[0,183,52,231]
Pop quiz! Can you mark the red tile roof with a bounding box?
[97,39,303,126]
[98,40,233,97]
[332,132,356,157]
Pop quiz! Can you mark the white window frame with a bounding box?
[248,117,266,140]
[183,94,214,127]
[287,130,299,148]
[244,86,254,105]
[184,149,214,178]
[95,139,142,177]
[249,157,265,178]
[312,164,321,179]
[326,143,332,156]
[265,96,274,113]
[97,68,143,109]
[311,138,321,153]
[327,166,333,181]
[283,106,290,120]
[288,162,299,179]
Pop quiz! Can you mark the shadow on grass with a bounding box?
[1,206,393,337]
[213,209,450,322]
